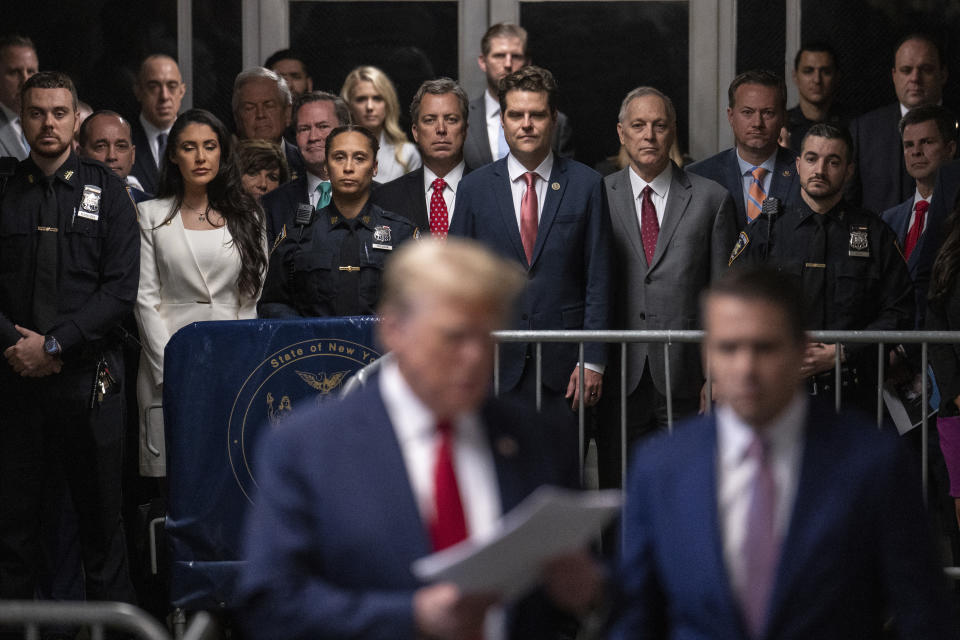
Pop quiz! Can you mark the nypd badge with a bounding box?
[372,225,393,250]
[728,231,750,266]
[848,225,870,257]
[77,185,102,220]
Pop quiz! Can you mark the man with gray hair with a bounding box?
[262,90,350,244]
[233,66,303,182]
[372,77,470,235]
[597,86,737,488]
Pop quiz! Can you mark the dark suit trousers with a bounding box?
[502,355,582,486]
[0,357,136,605]
[595,362,698,489]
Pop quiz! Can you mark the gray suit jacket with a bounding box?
[464,94,575,172]
[605,163,737,398]
[0,108,27,160]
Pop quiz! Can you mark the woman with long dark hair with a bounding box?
[928,204,960,530]
[135,108,267,477]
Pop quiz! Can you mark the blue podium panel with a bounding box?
[162,317,381,609]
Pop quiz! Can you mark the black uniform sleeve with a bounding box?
[50,173,140,352]
[860,228,915,333]
[258,240,301,318]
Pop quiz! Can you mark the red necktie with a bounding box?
[740,436,779,638]
[640,185,660,266]
[429,178,449,239]
[520,172,538,264]
[429,419,468,551]
[904,199,928,261]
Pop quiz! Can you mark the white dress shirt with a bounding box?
[0,103,28,157]
[485,90,505,161]
[379,358,502,542]
[507,152,553,228]
[628,162,673,227]
[736,150,776,211]
[305,171,330,209]
[423,161,465,225]
[716,392,807,601]
[139,114,172,169]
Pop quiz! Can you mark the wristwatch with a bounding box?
[43,335,62,356]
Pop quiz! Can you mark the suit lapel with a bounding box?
[609,167,646,266]
[530,159,567,266]
[649,164,690,270]
[410,169,430,231]
[467,99,494,166]
[722,148,748,226]
[768,147,797,205]
[492,160,528,263]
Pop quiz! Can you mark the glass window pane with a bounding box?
[193,0,243,129]
[290,1,459,132]
[520,1,689,168]
[5,1,178,120]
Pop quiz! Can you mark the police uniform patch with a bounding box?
[728,231,750,266]
[77,185,102,220]
[848,225,870,257]
[372,225,393,250]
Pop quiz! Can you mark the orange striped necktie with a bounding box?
[746,166,768,222]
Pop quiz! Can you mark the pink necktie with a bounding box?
[429,420,468,551]
[520,172,538,264]
[640,185,660,265]
[740,436,778,637]
[429,178,449,239]
[904,199,928,261]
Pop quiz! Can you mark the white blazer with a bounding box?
[135,196,263,476]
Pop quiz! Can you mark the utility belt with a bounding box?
[806,366,862,396]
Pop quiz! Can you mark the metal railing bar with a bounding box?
[0,602,170,640]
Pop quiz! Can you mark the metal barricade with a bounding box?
[492,329,960,579]
[0,602,216,640]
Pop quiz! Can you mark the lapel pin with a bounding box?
[551,182,560,191]
[782,169,791,176]
[496,436,519,458]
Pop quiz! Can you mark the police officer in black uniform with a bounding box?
[0,72,139,604]
[259,124,418,317]
[730,123,914,411]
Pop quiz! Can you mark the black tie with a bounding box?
[803,214,827,329]
[335,218,362,316]
[32,176,59,333]
[157,132,168,169]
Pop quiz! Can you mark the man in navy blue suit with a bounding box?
[238,238,602,640]
[449,66,610,457]
[881,104,957,327]
[611,267,956,640]
[688,70,800,230]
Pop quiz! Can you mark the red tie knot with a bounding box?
[641,185,653,198]
[432,177,447,193]
[436,419,454,437]
[915,199,929,216]
[524,171,538,188]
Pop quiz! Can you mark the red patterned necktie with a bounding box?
[520,172,539,264]
[429,419,468,551]
[740,436,779,638]
[429,177,449,239]
[640,185,660,265]
[904,199,928,261]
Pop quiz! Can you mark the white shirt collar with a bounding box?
[507,151,554,184]
[628,162,673,200]
[306,171,326,194]
[735,149,777,177]
[423,161,466,195]
[900,99,943,117]
[139,113,170,141]
[485,90,501,120]
[717,391,807,468]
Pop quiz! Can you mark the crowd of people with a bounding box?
[1,19,960,639]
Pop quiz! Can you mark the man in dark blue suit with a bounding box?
[238,238,602,639]
[129,54,184,196]
[449,66,610,450]
[881,105,957,327]
[261,90,350,245]
[688,70,800,230]
[848,33,950,214]
[611,267,956,640]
